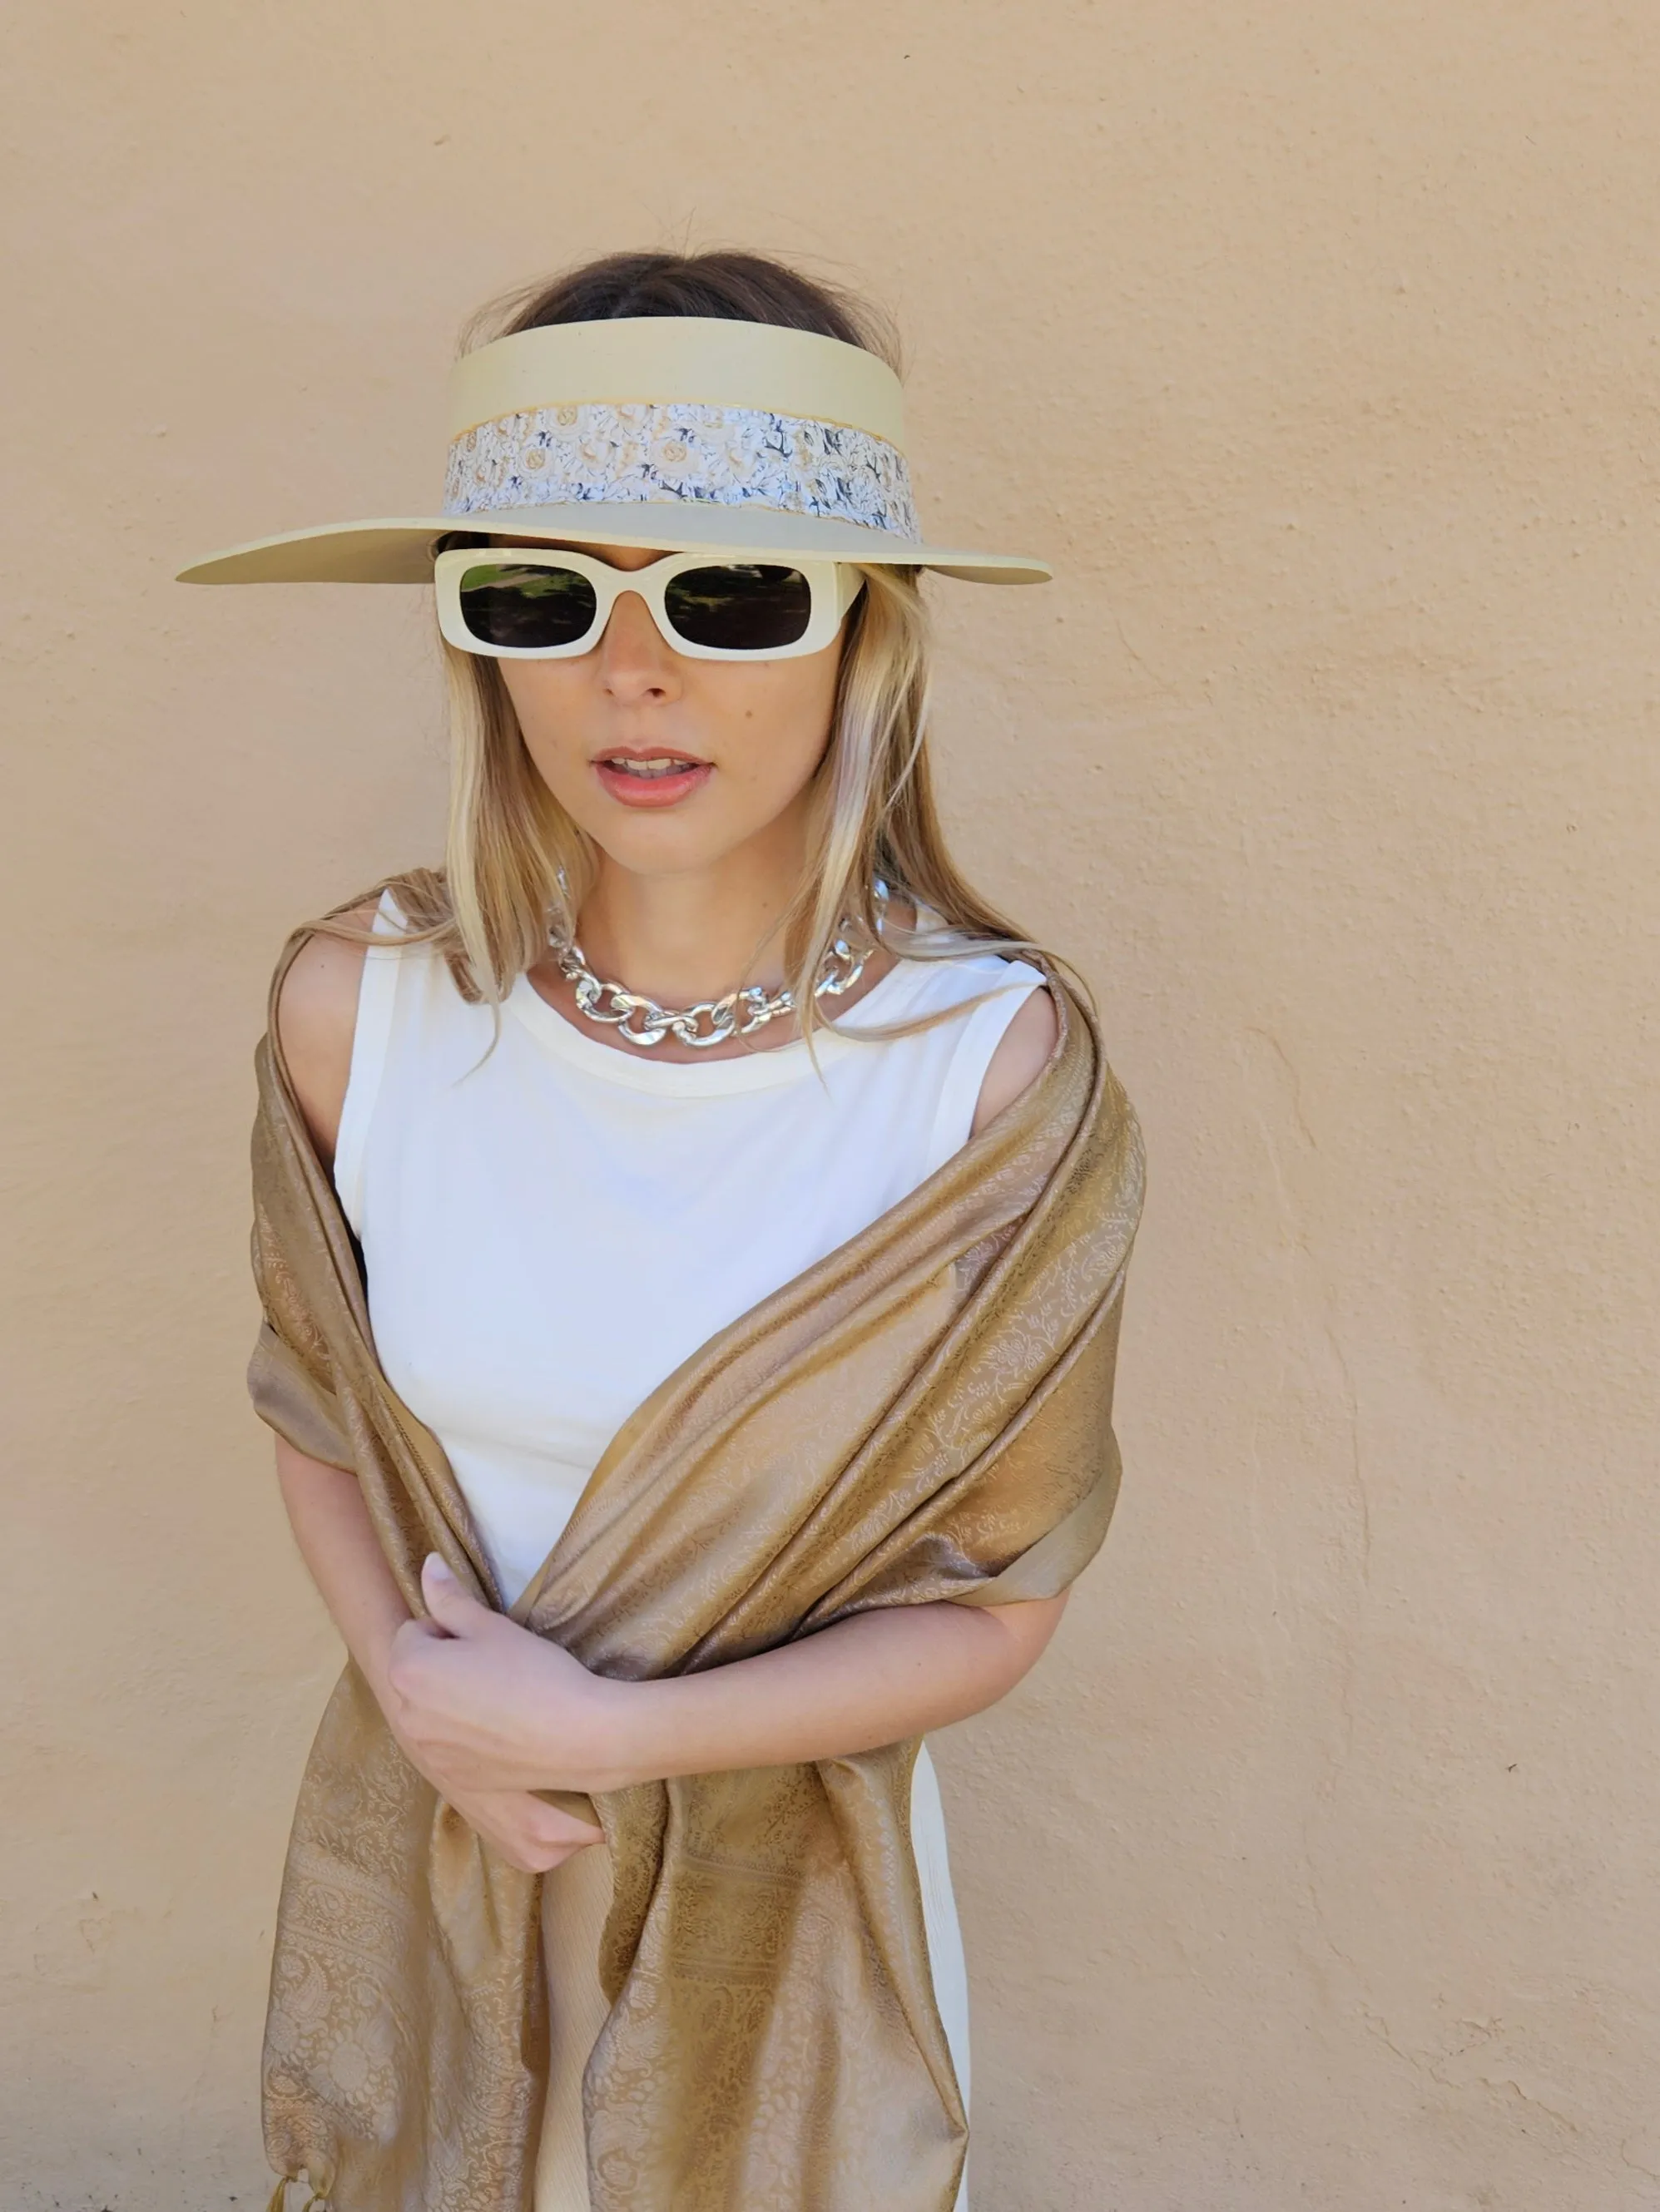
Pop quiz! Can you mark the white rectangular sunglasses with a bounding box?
[434,546,865,663]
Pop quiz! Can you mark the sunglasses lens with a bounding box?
[663,565,814,652]
[456,563,598,651]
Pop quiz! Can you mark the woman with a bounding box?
[183,251,1142,2212]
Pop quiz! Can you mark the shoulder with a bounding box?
[275,899,380,1166]
[970,974,1061,1138]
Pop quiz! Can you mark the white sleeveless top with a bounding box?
[334,893,1046,1610]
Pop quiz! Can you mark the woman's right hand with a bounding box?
[432,1780,607,1874]
[270,1442,609,1876]
[382,1697,606,1872]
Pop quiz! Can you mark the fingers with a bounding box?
[449,1788,605,1875]
[510,1836,596,1873]
[421,1551,488,1635]
[386,1560,488,1707]
[515,1796,600,1867]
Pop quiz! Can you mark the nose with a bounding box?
[595,587,681,701]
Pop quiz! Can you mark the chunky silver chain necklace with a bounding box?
[553,882,889,1051]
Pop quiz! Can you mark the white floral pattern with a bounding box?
[443,401,920,538]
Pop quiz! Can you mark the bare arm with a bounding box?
[969,975,1060,1137]
[392,1555,1064,1801]
[270,920,603,1871]
[274,914,372,1172]
[592,1594,1063,1787]
[270,916,398,1706]
[275,1437,409,1711]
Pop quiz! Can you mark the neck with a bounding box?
[574,831,811,1007]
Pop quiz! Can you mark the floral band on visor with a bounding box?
[443,399,920,538]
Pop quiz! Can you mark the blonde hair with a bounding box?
[313,250,1087,1046]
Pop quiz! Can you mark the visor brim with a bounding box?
[176,505,1052,587]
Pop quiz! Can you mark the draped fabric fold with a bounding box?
[248,906,1144,2212]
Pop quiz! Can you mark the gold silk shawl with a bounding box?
[247,912,1144,2212]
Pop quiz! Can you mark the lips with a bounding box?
[598,751,706,779]
[592,749,713,809]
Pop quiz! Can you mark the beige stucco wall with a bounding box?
[5,4,1658,2205]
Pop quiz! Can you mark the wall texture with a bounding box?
[4,5,1658,2207]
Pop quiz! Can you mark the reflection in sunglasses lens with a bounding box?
[665,566,812,652]
[458,564,598,650]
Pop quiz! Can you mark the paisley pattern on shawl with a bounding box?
[246,876,1143,2211]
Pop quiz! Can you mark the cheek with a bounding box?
[497,667,592,790]
[716,659,841,799]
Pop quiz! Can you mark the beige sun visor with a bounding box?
[448,316,908,446]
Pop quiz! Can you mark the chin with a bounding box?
[582,816,747,878]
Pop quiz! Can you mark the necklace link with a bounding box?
[553,884,889,1050]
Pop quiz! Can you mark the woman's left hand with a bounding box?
[384,1554,622,1799]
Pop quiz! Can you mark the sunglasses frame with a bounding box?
[433,544,865,663]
